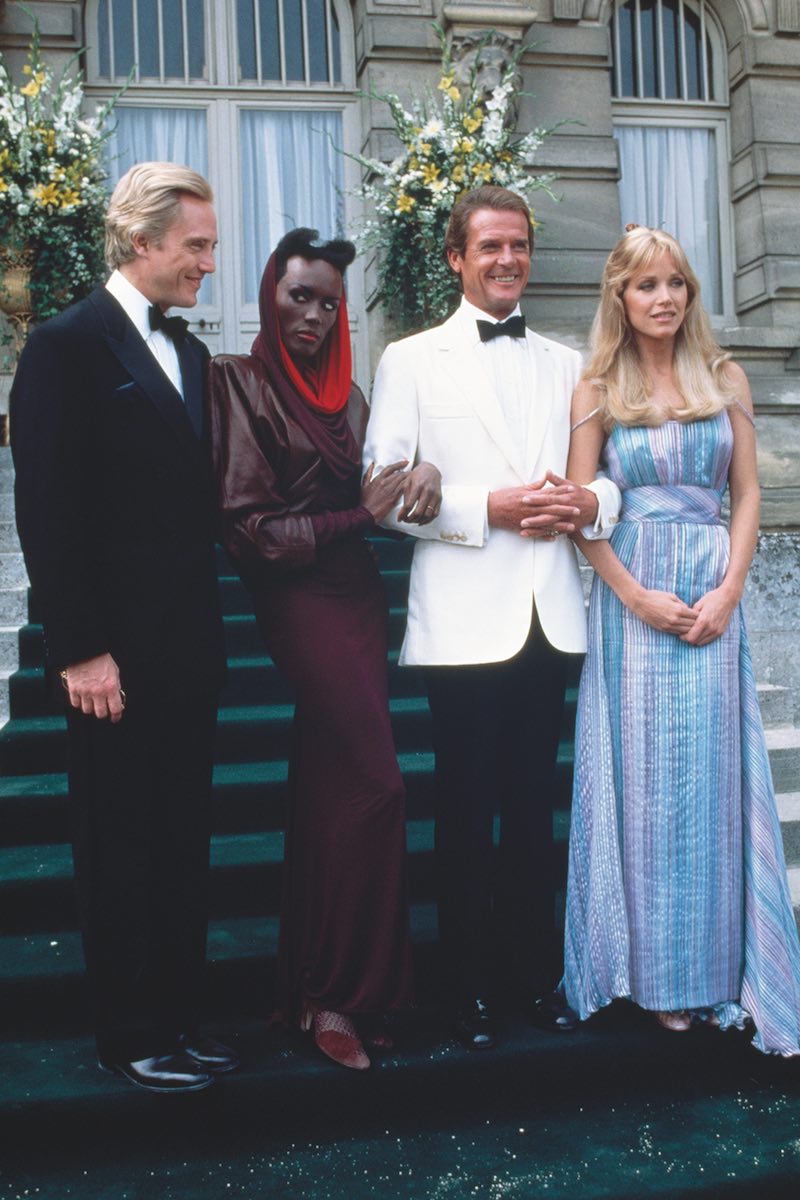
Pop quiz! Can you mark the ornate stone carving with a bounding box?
[451,29,523,125]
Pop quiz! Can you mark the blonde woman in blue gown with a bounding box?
[561,226,800,1055]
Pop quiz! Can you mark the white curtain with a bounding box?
[614,125,722,313]
[105,107,211,304]
[239,110,344,304]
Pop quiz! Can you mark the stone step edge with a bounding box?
[764,725,800,751]
[0,903,439,987]
[0,819,437,885]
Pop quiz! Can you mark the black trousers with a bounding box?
[424,618,569,1004]
[67,685,218,1061]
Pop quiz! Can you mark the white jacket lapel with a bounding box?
[439,313,526,481]
[524,332,554,479]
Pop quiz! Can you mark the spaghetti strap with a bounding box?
[571,406,602,433]
[732,397,756,427]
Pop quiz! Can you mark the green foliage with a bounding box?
[0,11,123,321]
[351,25,556,333]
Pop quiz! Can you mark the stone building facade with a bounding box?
[1,0,798,701]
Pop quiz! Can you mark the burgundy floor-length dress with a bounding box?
[209,354,413,1022]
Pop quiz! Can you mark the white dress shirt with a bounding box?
[106,270,184,399]
[457,296,532,460]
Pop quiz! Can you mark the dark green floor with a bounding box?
[3,1004,800,1200]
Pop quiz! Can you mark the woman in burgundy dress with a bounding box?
[209,229,431,1070]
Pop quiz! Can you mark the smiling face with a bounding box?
[275,256,343,362]
[622,251,689,344]
[447,207,531,319]
[126,194,217,311]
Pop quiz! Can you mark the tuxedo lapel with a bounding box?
[89,288,203,461]
[523,333,554,479]
[438,314,526,480]
[178,337,205,439]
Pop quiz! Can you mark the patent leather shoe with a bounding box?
[454,998,497,1050]
[98,1051,214,1093]
[177,1033,241,1073]
[530,990,579,1034]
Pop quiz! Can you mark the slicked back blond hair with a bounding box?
[105,162,214,270]
[585,226,734,428]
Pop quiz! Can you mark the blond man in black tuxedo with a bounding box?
[12,163,237,1092]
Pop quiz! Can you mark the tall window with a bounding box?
[86,0,360,363]
[610,0,732,315]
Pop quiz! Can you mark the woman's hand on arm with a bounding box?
[398,461,442,525]
[361,459,409,523]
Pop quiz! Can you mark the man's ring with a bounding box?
[120,689,127,708]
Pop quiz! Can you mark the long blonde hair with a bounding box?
[585,226,734,428]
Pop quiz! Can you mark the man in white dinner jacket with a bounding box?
[363,186,620,1049]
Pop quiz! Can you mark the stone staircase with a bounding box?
[765,680,800,916]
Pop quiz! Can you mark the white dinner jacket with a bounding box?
[364,305,615,666]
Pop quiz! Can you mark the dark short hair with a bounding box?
[444,186,535,259]
[274,227,356,281]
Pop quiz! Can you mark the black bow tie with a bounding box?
[476,315,526,343]
[148,304,188,342]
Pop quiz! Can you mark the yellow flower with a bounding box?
[437,74,454,92]
[446,86,461,102]
[500,151,512,162]
[451,165,465,183]
[419,143,431,157]
[455,137,475,155]
[32,182,60,207]
[472,161,493,182]
[0,179,8,194]
[20,71,46,98]
[463,109,484,134]
[408,156,419,171]
[41,128,56,155]
[60,187,81,208]
[422,162,440,186]
[396,193,416,214]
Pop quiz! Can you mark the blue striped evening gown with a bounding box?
[563,410,800,1055]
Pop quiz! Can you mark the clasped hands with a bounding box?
[629,583,738,646]
[491,470,598,538]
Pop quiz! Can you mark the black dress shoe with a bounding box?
[454,998,497,1050]
[98,1051,214,1093]
[531,990,579,1034]
[177,1033,240,1074]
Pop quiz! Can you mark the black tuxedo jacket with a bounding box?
[11,286,226,692]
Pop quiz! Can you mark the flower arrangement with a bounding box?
[352,26,556,332]
[0,14,121,324]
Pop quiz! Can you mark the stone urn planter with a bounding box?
[0,243,36,337]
